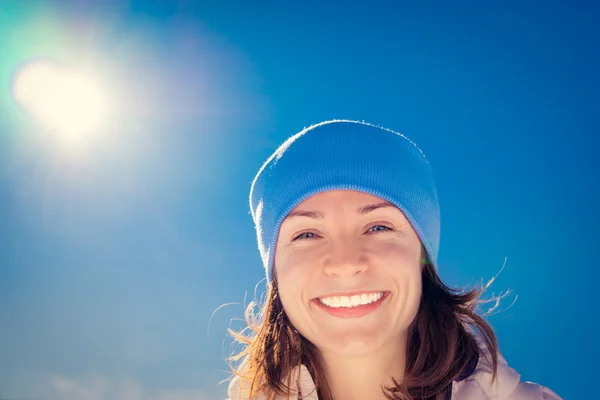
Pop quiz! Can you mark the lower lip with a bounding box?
[313,292,390,319]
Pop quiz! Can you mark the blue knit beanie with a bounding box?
[250,120,440,283]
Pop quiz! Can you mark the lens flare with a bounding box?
[13,60,108,136]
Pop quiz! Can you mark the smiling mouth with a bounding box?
[317,292,386,308]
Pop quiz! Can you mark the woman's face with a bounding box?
[274,190,423,356]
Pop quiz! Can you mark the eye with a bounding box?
[367,224,393,233]
[293,231,319,241]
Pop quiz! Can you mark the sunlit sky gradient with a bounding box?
[1,1,598,399]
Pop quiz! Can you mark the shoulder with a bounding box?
[226,363,318,400]
[452,342,562,400]
[227,374,262,400]
[226,357,268,400]
[506,382,562,400]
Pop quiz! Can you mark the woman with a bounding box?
[227,120,560,400]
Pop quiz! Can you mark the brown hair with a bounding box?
[229,251,499,400]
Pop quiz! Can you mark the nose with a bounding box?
[322,240,368,277]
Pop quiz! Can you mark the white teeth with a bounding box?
[319,292,385,308]
[340,296,350,307]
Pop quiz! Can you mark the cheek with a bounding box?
[274,249,321,328]
[376,241,422,312]
[274,252,310,304]
[274,244,323,279]
[372,238,421,269]
[276,276,307,332]
[401,264,423,320]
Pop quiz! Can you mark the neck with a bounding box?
[319,334,407,400]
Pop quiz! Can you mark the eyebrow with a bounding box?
[358,201,395,215]
[286,201,395,220]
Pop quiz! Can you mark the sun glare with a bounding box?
[13,60,108,136]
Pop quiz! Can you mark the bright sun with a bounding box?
[13,60,108,136]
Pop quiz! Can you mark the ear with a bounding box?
[420,245,428,269]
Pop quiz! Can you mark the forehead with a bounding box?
[292,190,390,210]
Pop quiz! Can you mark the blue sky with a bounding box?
[1,0,598,398]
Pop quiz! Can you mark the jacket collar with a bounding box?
[452,345,520,399]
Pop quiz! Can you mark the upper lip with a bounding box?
[313,290,388,299]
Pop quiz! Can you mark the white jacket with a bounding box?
[227,346,561,400]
